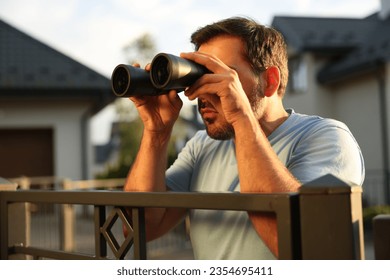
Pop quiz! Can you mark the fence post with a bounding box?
[94,206,107,259]
[0,179,30,259]
[298,174,364,259]
[132,208,147,260]
[0,191,8,259]
[60,179,75,251]
[373,214,390,259]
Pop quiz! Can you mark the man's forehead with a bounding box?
[198,35,246,65]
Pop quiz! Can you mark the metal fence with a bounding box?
[3,176,191,259]
[0,174,364,260]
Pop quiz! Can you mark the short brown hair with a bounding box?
[191,17,289,96]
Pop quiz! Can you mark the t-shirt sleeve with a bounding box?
[165,131,204,192]
[287,120,365,186]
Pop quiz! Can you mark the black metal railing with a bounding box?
[0,174,364,260]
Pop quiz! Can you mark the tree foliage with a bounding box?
[123,33,157,66]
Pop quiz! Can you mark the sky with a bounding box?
[0,0,381,144]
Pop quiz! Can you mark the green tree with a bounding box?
[123,33,157,66]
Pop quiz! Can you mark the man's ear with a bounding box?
[264,66,280,97]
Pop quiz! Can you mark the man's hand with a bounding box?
[181,52,253,127]
[129,64,183,134]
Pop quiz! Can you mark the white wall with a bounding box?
[0,100,93,180]
[331,76,383,170]
[283,54,315,114]
[283,54,335,117]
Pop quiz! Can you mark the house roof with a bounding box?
[272,12,390,84]
[0,18,114,113]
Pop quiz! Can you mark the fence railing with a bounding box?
[5,176,127,253]
[0,174,364,260]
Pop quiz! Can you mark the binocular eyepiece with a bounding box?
[111,53,208,97]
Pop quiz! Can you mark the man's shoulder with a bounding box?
[276,109,357,148]
[288,109,350,134]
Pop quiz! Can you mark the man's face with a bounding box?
[196,35,264,140]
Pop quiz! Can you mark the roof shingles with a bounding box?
[0,19,110,90]
[0,18,114,112]
[272,13,390,84]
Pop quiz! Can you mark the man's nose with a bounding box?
[198,98,207,109]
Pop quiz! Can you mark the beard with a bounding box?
[203,117,235,140]
[199,82,264,141]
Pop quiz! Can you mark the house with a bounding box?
[0,19,114,181]
[271,0,390,205]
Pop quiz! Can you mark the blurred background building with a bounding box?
[273,1,390,205]
[0,19,113,180]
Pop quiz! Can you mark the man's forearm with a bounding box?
[233,114,300,257]
[233,114,299,193]
[124,130,171,192]
[123,129,175,241]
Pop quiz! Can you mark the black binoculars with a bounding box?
[111,53,209,97]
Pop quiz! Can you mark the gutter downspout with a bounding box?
[378,64,390,204]
[81,109,91,180]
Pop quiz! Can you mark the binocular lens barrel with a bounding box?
[111,66,130,96]
[150,55,171,89]
[111,64,159,97]
[111,53,208,97]
[150,53,208,90]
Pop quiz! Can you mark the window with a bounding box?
[288,56,307,93]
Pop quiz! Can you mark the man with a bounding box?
[124,17,365,259]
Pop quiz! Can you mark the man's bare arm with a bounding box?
[124,89,186,240]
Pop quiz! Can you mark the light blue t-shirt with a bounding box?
[166,109,365,259]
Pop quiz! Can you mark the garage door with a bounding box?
[0,128,54,178]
